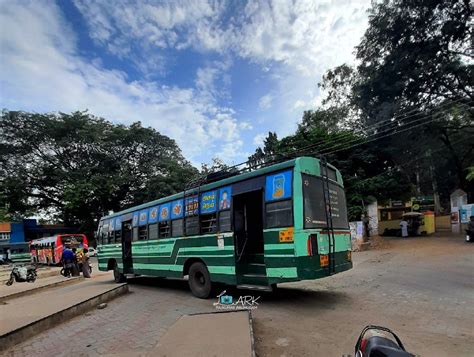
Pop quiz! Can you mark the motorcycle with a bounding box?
[354,325,414,357]
[5,265,37,286]
[465,229,473,243]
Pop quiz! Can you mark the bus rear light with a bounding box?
[320,254,329,267]
[307,235,318,256]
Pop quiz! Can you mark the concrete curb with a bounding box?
[248,310,256,357]
[0,276,84,302]
[0,283,128,352]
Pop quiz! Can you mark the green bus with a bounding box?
[96,157,352,298]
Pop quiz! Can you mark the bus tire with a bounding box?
[113,262,126,283]
[188,262,212,299]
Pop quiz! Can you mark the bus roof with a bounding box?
[30,234,86,244]
[100,156,336,221]
[30,236,58,244]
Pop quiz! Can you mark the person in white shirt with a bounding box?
[400,218,408,237]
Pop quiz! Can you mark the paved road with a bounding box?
[4,235,473,356]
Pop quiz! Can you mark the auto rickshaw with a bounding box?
[401,212,424,236]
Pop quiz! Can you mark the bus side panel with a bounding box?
[139,234,237,284]
[263,229,300,285]
[97,244,122,271]
[294,229,352,279]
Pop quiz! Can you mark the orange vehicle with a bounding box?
[30,234,88,265]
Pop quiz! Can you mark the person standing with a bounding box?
[81,248,91,278]
[400,218,409,238]
[61,246,74,277]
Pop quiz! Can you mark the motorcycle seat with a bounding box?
[365,336,414,357]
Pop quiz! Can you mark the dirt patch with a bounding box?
[253,235,474,356]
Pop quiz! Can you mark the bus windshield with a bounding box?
[61,235,84,246]
[302,173,349,229]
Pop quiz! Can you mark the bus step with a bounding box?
[237,284,273,292]
[240,273,268,286]
[241,263,266,275]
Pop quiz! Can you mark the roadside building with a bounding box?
[376,196,445,236]
[0,219,79,259]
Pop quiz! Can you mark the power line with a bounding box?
[289,98,472,156]
[279,100,472,159]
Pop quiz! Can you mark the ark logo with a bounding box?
[213,290,260,310]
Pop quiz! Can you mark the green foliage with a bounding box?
[467,167,474,182]
[354,0,472,122]
[0,110,198,231]
[248,0,473,217]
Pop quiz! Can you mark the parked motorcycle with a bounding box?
[465,229,473,243]
[5,265,37,286]
[354,325,414,357]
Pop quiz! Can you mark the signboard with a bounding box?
[200,190,217,214]
[132,212,139,227]
[460,204,474,223]
[159,203,171,222]
[219,187,232,210]
[265,170,292,202]
[148,206,159,223]
[171,200,184,219]
[185,196,199,216]
[139,209,148,226]
[391,200,403,207]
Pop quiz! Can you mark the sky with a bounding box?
[0,0,370,167]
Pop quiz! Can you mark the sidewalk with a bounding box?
[0,272,128,351]
[0,274,83,301]
[150,311,254,357]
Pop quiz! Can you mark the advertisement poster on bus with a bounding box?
[200,190,217,214]
[171,200,184,219]
[219,187,231,210]
[265,171,292,201]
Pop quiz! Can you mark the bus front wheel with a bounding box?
[113,262,126,283]
[188,262,212,299]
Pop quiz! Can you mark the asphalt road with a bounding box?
[4,234,473,356]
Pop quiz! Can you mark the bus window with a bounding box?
[185,216,199,236]
[132,227,139,241]
[171,219,183,237]
[158,220,170,238]
[266,200,292,228]
[108,231,114,244]
[148,223,158,240]
[200,213,217,234]
[302,173,349,229]
[218,210,231,232]
[138,226,147,240]
[115,229,122,243]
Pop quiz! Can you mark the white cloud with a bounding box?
[253,133,266,147]
[1,0,371,165]
[0,1,244,164]
[258,94,273,110]
[71,0,370,134]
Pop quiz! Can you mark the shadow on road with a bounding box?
[126,276,350,309]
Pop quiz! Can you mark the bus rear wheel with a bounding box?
[188,262,212,299]
[113,262,126,283]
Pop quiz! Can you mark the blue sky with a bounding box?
[0,0,370,166]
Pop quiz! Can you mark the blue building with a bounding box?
[0,219,79,258]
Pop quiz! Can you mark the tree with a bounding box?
[354,0,472,123]
[312,0,474,208]
[248,108,412,221]
[0,110,198,233]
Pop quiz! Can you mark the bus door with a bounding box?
[121,220,133,274]
[233,190,267,286]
